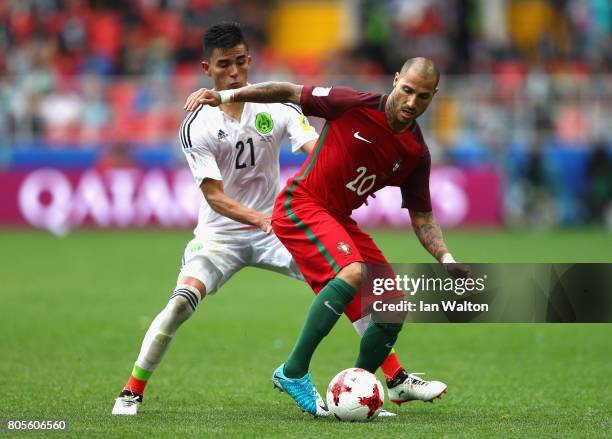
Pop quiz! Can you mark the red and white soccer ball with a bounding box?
[326,368,384,421]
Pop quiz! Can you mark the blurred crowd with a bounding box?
[0,0,610,225]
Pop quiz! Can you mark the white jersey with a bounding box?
[180,100,318,234]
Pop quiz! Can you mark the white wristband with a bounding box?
[218,89,235,104]
[441,253,456,264]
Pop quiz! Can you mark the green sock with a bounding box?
[284,278,357,378]
[355,321,403,373]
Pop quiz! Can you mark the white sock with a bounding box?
[134,284,202,372]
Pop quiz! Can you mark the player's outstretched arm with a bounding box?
[229,82,303,105]
[201,179,272,233]
[184,82,303,111]
[409,210,471,278]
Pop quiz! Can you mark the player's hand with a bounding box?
[184,88,221,111]
[255,214,273,234]
[444,262,472,279]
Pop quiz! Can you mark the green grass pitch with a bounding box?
[0,229,611,438]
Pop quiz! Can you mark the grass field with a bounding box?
[1,229,611,438]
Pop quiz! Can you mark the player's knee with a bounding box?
[373,295,408,325]
[177,276,206,297]
[338,262,364,289]
[167,284,202,318]
[168,296,192,316]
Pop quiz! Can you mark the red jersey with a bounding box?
[277,85,432,219]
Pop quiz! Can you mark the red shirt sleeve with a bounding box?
[400,146,432,212]
[300,85,383,120]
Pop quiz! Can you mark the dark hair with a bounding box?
[203,22,249,59]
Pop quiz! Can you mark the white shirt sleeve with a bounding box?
[180,108,222,186]
[182,145,222,186]
[281,103,319,154]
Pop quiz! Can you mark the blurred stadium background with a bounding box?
[0,0,610,232]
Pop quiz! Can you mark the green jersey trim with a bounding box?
[282,123,340,273]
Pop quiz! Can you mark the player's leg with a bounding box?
[271,203,418,414]
[352,315,402,377]
[253,228,403,416]
[347,223,448,404]
[261,213,446,407]
[249,230,304,282]
[354,292,406,373]
[271,206,368,377]
[269,207,365,415]
[274,253,404,413]
[283,261,364,378]
[270,261,362,417]
[340,224,407,380]
[112,277,205,416]
[357,293,446,403]
[254,229,407,383]
[278,261,408,415]
[112,235,243,415]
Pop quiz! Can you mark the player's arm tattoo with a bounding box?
[409,210,449,262]
[234,82,303,105]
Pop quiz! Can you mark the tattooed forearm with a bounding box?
[234,82,302,105]
[410,211,449,261]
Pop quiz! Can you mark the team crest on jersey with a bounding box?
[337,241,352,256]
[381,159,403,179]
[255,112,274,134]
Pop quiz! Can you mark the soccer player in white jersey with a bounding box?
[111,22,317,416]
[113,22,445,416]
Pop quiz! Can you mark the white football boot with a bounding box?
[112,390,143,415]
[387,371,447,405]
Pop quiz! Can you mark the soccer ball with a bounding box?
[326,368,384,421]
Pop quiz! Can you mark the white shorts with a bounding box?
[178,228,303,295]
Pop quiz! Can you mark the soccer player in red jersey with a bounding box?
[188,57,471,415]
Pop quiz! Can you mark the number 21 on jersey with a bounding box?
[346,166,376,196]
[235,137,255,169]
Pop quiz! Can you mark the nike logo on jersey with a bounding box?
[324,300,342,316]
[353,131,372,143]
